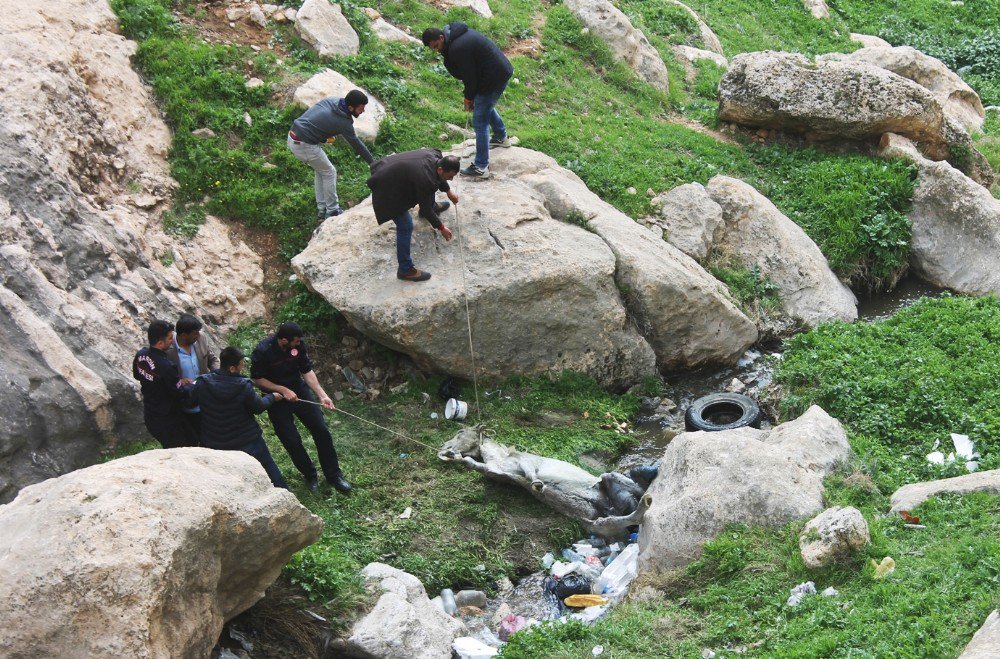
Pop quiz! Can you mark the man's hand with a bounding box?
[320,396,335,410]
[464,98,473,111]
[282,387,299,402]
[178,378,194,386]
[439,224,454,241]
[272,392,284,401]
[447,189,459,205]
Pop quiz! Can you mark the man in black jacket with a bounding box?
[132,319,198,449]
[251,322,351,493]
[190,347,288,489]
[423,22,513,178]
[366,148,460,282]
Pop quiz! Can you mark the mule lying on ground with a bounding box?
[438,425,654,537]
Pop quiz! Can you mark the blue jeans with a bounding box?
[241,437,289,489]
[472,86,507,169]
[266,387,342,482]
[392,210,415,273]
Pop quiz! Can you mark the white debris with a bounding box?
[398,507,412,519]
[787,580,817,607]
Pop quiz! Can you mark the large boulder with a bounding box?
[819,46,985,133]
[706,176,858,327]
[439,0,493,18]
[799,506,870,569]
[344,563,466,658]
[0,448,323,657]
[803,0,830,19]
[371,17,421,45]
[564,0,670,94]
[649,182,723,262]
[880,134,1000,296]
[293,145,758,384]
[0,0,264,502]
[719,51,989,181]
[889,468,1000,513]
[295,0,360,58]
[293,69,386,142]
[638,405,851,571]
[665,0,724,55]
[671,45,728,81]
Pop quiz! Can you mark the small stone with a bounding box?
[341,336,359,348]
[262,162,277,170]
[288,273,298,282]
[333,391,344,401]
[646,188,655,196]
[421,392,431,404]
[725,377,746,393]
[272,10,289,24]
[191,128,216,139]
[250,45,261,52]
[363,7,380,19]
[284,8,296,21]
[249,4,267,28]
[348,359,364,371]
[360,367,374,381]
[131,193,158,209]
[439,133,449,141]
[456,606,483,617]
[226,7,248,21]
[246,77,264,89]
[627,187,637,195]
[581,27,590,35]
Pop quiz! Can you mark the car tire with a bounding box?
[684,393,762,432]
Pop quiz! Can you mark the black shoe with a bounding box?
[397,268,432,282]
[419,201,451,219]
[325,207,344,219]
[306,476,320,493]
[460,164,489,178]
[489,135,512,148]
[328,474,352,493]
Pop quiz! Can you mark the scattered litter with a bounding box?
[554,574,592,599]
[474,564,486,571]
[592,645,605,656]
[303,609,327,622]
[821,586,839,597]
[498,614,530,641]
[218,649,241,659]
[229,628,253,652]
[871,557,896,579]
[399,453,408,459]
[702,650,717,659]
[899,510,920,524]
[904,524,927,530]
[430,413,439,419]
[421,392,431,404]
[571,606,607,623]
[440,588,458,615]
[786,581,816,607]
[453,636,499,659]
[342,367,367,393]
[595,543,640,597]
[399,507,412,519]
[951,433,980,471]
[379,552,397,561]
[564,594,609,608]
[925,451,948,465]
[541,552,555,569]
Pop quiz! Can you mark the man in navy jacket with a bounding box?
[423,22,513,178]
[190,347,288,489]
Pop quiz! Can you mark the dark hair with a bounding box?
[438,155,461,173]
[220,346,245,370]
[422,27,444,46]
[345,89,368,108]
[147,319,174,346]
[276,322,304,341]
[175,313,202,335]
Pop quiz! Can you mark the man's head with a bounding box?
[345,89,368,118]
[220,346,245,374]
[275,322,304,351]
[436,155,461,182]
[147,320,174,350]
[175,313,203,347]
[422,27,445,52]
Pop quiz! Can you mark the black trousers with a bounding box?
[266,390,341,482]
[144,411,198,449]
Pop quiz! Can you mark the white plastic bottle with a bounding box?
[440,588,458,616]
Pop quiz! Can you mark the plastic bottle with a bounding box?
[594,543,640,596]
[440,588,458,616]
[561,547,585,562]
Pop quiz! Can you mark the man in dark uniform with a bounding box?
[250,322,350,493]
[190,346,288,489]
[132,319,198,449]
[366,148,460,282]
[423,22,513,178]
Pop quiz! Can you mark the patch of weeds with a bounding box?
[275,281,341,343]
[161,203,206,238]
[709,263,781,320]
[562,209,593,232]
[776,295,1000,492]
[226,318,267,355]
[285,541,365,606]
[159,248,175,267]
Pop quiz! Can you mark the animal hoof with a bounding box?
[531,480,544,492]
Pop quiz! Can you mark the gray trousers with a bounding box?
[288,134,338,218]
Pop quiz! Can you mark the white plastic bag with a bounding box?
[594,543,640,595]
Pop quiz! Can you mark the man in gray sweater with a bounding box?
[288,89,376,220]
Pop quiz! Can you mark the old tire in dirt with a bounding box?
[684,393,762,432]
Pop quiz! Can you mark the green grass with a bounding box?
[501,492,1000,657]
[776,295,1000,492]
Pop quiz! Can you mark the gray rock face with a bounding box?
[564,0,670,93]
[803,0,830,19]
[638,405,851,572]
[0,0,264,502]
[889,468,1000,513]
[959,610,1000,659]
[880,134,1000,296]
[371,17,421,45]
[799,506,870,569]
[0,448,323,658]
[294,145,758,385]
[706,176,858,327]
[296,0,360,57]
[347,563,466,659]
[819,46,985,133]
[650,182,724,262]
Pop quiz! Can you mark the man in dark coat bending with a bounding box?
[366,148,460,282]
[190,347,288,489]
[423,22,513,178]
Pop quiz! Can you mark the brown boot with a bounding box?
[397,268,431,282]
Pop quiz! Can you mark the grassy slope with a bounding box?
[106,0,1000,652]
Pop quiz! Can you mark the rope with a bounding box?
[453,201,483,422]
[296,398,440,452]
